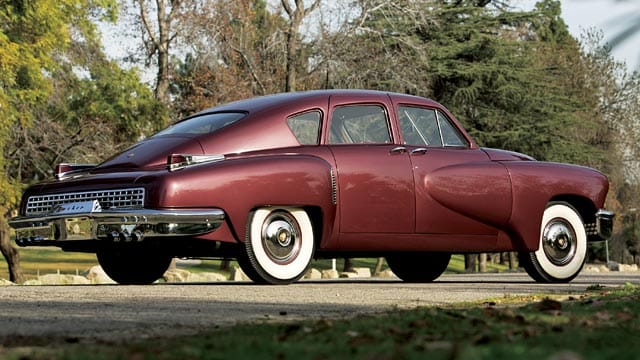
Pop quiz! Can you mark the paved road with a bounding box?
[1,272,638,345]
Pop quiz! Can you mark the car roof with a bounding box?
[192,89,442,116]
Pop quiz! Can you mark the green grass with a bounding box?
[0,247,98,280]
[2,283,639,359]
[1,247,510,281]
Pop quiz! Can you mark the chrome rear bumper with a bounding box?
[9,208,225,246]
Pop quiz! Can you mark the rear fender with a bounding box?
[140,154,336,246]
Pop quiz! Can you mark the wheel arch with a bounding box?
[150,154,337,245]
[549,195,597,225]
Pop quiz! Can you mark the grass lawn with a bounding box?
[1,246,510,281]
[1,283,638,359]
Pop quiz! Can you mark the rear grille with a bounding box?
[25,188,145,216]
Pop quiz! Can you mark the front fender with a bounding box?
[138,154,336,245]
[505,162,609,251]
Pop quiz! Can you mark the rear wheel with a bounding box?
[243,207,315,285]
[97,247,173,285]
[520,202,587,283]
[386,252,451,282]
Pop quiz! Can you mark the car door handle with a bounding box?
[410,148,428,155]
[389,146,407,155]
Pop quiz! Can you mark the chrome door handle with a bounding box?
[389,146,407,155]
[410,148,428,155]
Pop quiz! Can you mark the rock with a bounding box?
[618,264,638,272]
[230,266,251,281]
[0,279,14,286]
[85,265,116,284]
[340,267,372,278]
[607,261,620,271]
[37,274,91,285]
[163,268,192,282]
[186,272,228,282]
[340,272,360,278]
[24,279,43,286]
[583,264,609,273]
[353,267,371,277]
[303,268,322,280]
[321,269,339,279]
[374,269,397,278]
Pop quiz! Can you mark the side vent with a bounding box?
[330,169,337,205]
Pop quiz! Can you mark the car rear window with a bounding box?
[287,111,321,145]
[153,112,246,137]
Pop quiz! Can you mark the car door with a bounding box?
[396,104,512,235]
[326,96,415,234]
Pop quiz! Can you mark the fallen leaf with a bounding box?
[533,298,562,311]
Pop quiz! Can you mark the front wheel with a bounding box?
[520,202,587,283]
[244,207,315,285]
[386,252,451,282]
[97,247,173,285]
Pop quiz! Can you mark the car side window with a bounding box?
[437,110,468,147]
[398,106,468,147]
[329,105,391,144]
[287,111,321,145]
[398,106,442,146]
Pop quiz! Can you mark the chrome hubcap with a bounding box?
[261,212,301,264]
[542,218,577,266]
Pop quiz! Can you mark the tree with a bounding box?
[0,0,119,283]
[280,0,320,92]
[128,0,185,106]
[1,0,164,283]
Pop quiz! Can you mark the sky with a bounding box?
[517,0,640,71]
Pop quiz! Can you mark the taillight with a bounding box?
[55,163,96,180]
[167,154,225,171]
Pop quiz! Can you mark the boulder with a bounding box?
[37,274,91,285]
[583,264,609,273]
[303,268,322,280]
[618,264,639,272]
[85,265,116,284]
[340,267,372,278]
[375,269,397,279]
[185,272,228,282]
[230,266,251,281]
[163,268,192,282]
[321,269,339,279]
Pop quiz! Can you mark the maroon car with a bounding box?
[10,90,614,284]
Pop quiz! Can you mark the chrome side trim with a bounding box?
[10,208,225,246]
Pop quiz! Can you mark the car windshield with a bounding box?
[153,112,246,137]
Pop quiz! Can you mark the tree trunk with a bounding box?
[0,216,25,284]
[281,0,320,92]
[343,258,354,272]
[464,254,477,273]
[509,252,517,269]
[373,257,384,275]
[479,253,487,273]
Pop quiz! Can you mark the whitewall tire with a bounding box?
[521,202,587,283]
[244,207,315,284]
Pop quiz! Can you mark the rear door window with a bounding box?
[329,105,391,144]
